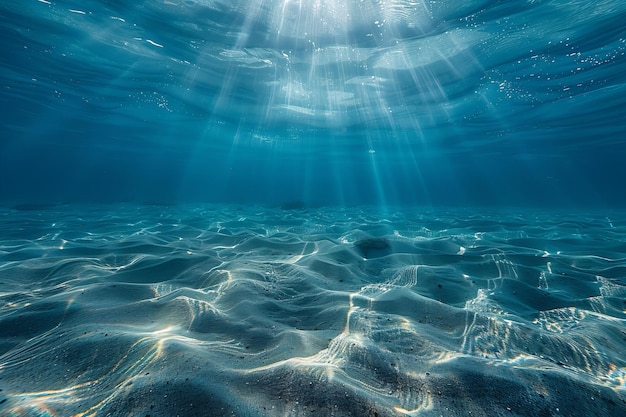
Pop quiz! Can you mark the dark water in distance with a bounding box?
[1,1,626,416]
[1,0,626,207]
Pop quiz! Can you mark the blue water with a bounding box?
[1,0,625,207]
[1,1,626,416]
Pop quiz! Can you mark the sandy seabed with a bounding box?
[0,204,625,416]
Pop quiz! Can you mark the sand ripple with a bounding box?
[1,204,625,416]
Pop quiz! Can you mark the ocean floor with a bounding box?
[0,204,625,416]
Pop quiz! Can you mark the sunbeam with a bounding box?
[1,1,626,416]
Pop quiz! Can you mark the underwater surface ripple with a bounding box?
[0,204,625,416]
[2,0,626,206]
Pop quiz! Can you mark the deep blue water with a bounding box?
[2,2,626,417]
[1,0,625,207]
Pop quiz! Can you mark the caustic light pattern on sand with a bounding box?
[0,205,625,416]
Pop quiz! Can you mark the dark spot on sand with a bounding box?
[354,237,391,258]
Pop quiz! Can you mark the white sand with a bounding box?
[0,204,625,416]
